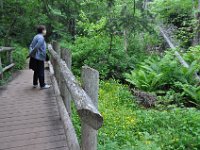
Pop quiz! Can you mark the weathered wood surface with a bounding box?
[61,48,72,116]
[1,63,15,73]
[0,69,68,150]
[0,46,15,76]
[81,66,99,150]
[48,44,103,130]
[0,47,15,53]
[49,61,80,150]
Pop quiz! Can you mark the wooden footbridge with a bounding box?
[0,42,103,150]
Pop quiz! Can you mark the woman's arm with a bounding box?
[29,36,44,57]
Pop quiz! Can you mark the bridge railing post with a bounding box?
[81,66,99,150]
[52,41,61,85]
[8,50,13,73]
[0,56,3,79]
[61,48,72,116]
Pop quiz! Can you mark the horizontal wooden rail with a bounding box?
[0,47,15,53]
[48,42,103,150]
[2,63,15,72]
[0,47,15,77]
[48,44,103,130]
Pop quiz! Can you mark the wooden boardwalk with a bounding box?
[0,69,68,150]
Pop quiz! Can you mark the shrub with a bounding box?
[125,50,200,105]
[13,45,28,70]
[72,80,200,149]
[61,35,136,79]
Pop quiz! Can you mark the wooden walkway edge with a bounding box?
[0,69,68,150]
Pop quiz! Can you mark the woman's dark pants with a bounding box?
[29,57,45,87]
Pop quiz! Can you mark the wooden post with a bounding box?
[61,48,72,116]
[81,66,99,150]
[0,56,3,79]
[8,51,13,64]
[8,51,13,73]
[48,44,103,129]
[52,41,61,85]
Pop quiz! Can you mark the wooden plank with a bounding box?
[0,97,56,107]
[0,116,61,133]
[0,115,60,128]
[0,110,59,123]
[0,47,15,53]
[0,110,59,121]
[48,43,103,130]
[0,98,56,107]
[0,104,58,115]
[0,128,65,143]
[3,141,68,150]
[0,114,59,127]
[0,95,56,101]
[0,124,63,137]
[0,106,58,119]
[0,135,66,149]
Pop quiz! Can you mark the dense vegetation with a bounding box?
[1,0,200,149]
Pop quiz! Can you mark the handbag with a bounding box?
[46,53,50,61]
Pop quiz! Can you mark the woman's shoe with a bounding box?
[41,84,51,89]
[33,85,38,88]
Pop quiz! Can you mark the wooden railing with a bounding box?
[48,41,103,150]
[0,47,15,78]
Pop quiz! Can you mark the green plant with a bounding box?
[13,45,28,70]
[175,82,200,104]
[125,51,183,92]
[61,35,137,79]
[125,50,200,105]
[72,80,200,149]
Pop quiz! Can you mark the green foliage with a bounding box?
[125,50,200,104]
[72,80,200,149]
[98,80,136,149]
[62,35,137,79]
[0,44,27,85]
[150,0,195,48]
[134,107,200,150]
[13,45,28,70]
[175,82,200,104]
[183,46,200,65]
[150,0,194,22]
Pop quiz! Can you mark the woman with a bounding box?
[29,25,51,89]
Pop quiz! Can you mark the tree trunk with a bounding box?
[159,26,200,82]
[123,28,128,52]
[68,18,76,41]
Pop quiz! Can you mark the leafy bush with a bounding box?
[125,50,200,104]
[61,35,137,79]
[175,82,200,105]
[150,0,194,48]
[72,80,200,149]
[134,107,200,150]
[99,81,200,150]
[13,45,28,70]
[150,0,193,23]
